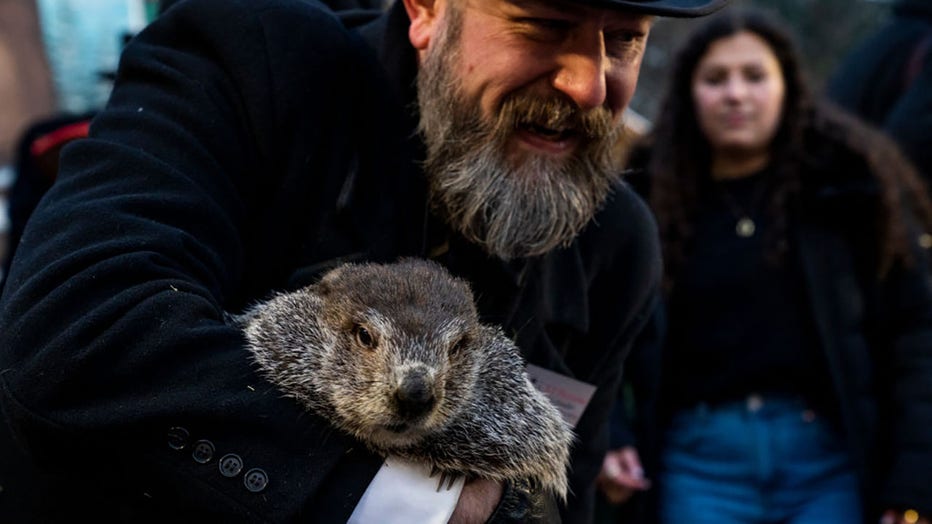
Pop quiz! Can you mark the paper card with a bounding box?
[526,364,596,428]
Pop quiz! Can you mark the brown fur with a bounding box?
[236,258,573,499]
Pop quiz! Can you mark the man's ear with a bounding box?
[402,0,442,51]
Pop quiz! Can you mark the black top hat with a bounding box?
[582,0,729,17]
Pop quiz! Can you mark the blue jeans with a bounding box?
[659,395,862,524]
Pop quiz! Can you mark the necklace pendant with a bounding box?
[736,217,756,237]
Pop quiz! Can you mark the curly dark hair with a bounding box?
[631,7,932,285]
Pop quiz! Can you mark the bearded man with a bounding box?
[0,0,724,521]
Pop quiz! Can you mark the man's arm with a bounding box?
[0,0,385,519]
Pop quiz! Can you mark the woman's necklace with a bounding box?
[716,174,770,238]
[735,215,757,238]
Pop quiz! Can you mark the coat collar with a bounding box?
[357,2,421,132]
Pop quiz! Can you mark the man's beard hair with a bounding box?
[416,7,624,260]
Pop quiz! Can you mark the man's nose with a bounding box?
[552,34,608,111]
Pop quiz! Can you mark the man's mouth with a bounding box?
[514,123,581,155]
[523,122,574,140]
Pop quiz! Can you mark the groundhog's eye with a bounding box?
[450,335,470,355]
[354,324,377,349]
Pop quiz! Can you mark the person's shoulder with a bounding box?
[156,0,350,43]
[617,139,653,197]
[576,180,661,273]
[567,182,662,326]
[592,139,655,232]
[145,0,373,94]
[595,180,656,238]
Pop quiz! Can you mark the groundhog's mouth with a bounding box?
[384,422,409,433]
[378,420,433,441]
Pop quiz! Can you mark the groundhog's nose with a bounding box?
[396,371,436,418]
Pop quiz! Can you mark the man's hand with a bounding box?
[596,446,651,505]
[449,478,503,524]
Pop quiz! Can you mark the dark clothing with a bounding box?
[616,148,932,520]
[827,0,932,180]
[0,0,661,522]
[2,113,94,286]
[663,171,831,414]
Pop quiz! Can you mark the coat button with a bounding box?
[191,439,215,464]
[219,453,244,478]
[243,468,269,493]
[167,427,190,451]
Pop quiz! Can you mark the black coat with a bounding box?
[615,152,932,521]
[827,0,932,180]
[0,0,661,521]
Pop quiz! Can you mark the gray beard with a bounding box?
[416,10,623,260]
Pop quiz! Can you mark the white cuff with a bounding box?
[347,456,465,524]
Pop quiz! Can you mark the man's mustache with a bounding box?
[497,93,615,140]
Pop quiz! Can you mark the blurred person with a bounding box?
[0,0,56,281]
[827,0,932,182]
[34,0,149,113]
[1,112,94,288]
[0,0,56,166]
[0,0,729,521]
[1,0,150,287]
[599,7,932,524]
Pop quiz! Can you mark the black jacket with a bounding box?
[827,0,932,180]
[0,0,661,521]
[615,150,932,521]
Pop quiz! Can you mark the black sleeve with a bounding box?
[876,228,932,517]
[0,0,383,520]
[609,300,664,453]
[560,184,663,523]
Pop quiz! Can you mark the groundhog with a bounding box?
[235,258,573,499]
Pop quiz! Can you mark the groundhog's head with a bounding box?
[312,258,485,450]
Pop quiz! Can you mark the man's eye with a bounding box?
[606,31,637,44]
[605,31,643,58]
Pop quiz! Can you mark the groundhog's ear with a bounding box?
[316,266,347,293]
[456,280,479,315]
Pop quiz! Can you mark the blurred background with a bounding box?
[0,0,898,164]
[630,0,895,120]
[0,0,158,281]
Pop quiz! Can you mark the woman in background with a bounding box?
[599,8,932,524]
